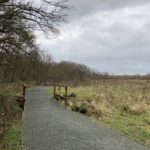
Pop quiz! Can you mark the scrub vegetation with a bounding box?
[50,79,150,147]
[0,0,69,148]
[0,83,23,150]
[0,82,35,150]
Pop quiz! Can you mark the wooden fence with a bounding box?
[53,84,69,106]
[18,84,69,109]
[17,84,26,110]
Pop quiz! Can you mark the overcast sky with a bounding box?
[36,0,150,75]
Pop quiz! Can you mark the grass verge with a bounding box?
[0,82,34,150]
[49,80,150,147]
[1,123,22,150]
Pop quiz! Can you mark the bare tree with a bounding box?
[0,0,69,55]
[0,0,69,82]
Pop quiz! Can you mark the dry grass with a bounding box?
[66,79,150,147]
[0,82,26,150]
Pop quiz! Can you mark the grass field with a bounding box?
[0,82,24,150]
[50,79,150,147]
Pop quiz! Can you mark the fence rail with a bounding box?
[53,84,69,106]
[17,84,26,110]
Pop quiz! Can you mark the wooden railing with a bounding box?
[53,84,69,106]
[17,84,27,110]
[23,84,27,101]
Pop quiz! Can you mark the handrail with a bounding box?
[22,84,27,110]
[53,84,68,106]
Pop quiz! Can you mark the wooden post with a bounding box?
[58,86,61,95]
[23,84,27,110]
[53,85,56,98]
[53,85,69,106]
[65,86,68,97]
[23,84,26,100]
[64,86,68,106]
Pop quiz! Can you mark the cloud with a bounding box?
[36,0,150,75]
[69,0,150,19]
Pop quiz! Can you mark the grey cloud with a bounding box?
[37,0,150,75]
[70,0,150,19]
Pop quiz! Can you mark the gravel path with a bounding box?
[22,87,150,150]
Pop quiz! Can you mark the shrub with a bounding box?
[119,103,131,112]
[88,107,103,118]
[68,92,77,98]
[79,102,89,114]
[129,104,147,115]
[71,101,82,112]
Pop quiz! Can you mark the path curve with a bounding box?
[23,87,150,150]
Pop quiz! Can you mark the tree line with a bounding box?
[0,0,95,84]
[0,48,94,84]
[2,0,147,85]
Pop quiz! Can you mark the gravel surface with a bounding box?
[22,87,150,150]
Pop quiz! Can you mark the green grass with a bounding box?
[49,86,54,94]
[2,124,22,150]
[50,80,150,147]
[101,109,150,145]
[0,82,25,150]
